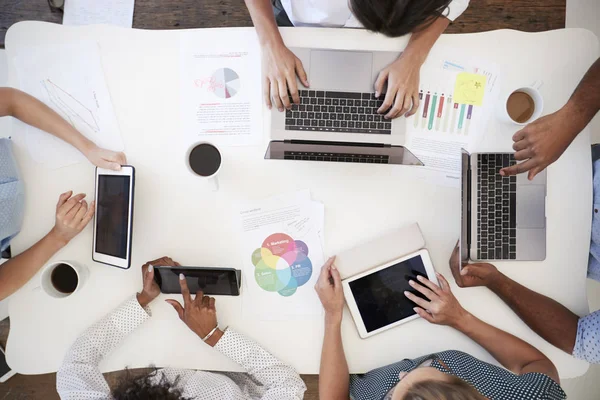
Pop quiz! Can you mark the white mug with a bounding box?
[38,261,88,299]
[186,142,222,191]
[499,86,544,126]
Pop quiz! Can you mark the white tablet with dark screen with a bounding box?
[92,166,135,269]
[342,249,438,339]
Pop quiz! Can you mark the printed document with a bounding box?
[63,0,135,28]
[180,30,263,148]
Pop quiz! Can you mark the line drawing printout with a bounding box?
[15,42,124,168]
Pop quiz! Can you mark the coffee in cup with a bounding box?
[40,261,87,298]
[187,142,222,191]
[501,86,543,125]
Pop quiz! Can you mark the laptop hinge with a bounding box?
[466,156,472,259]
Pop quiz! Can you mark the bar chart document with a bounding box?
[180,30,263,147]
[15,42,124,168]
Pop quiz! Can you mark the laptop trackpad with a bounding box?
[309,50,373,92]
[517,185,546,229]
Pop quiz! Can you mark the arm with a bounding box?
[166,275,305,399]
[500,57,600,179]
[0,191,94,301]
[57,260,163,398]
[449,244,579,358]
[315,257,350,400]
[244,0,308,111]
[0,87,126,170]
[215,330,307,399]
[406,273,560,383]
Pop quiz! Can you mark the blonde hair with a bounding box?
[402,376,487,400]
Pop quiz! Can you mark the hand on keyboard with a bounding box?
[374,51,422,120]
[262,42,309,112]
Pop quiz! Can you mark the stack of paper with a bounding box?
[238,190,325,320]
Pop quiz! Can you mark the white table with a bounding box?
[4,22,598,378]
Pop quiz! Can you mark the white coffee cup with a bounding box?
[186,142,222,191]
[39,261,88,298]
[499,86,544,126]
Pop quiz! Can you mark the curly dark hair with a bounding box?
[349,0,452,37]
[111,368,190,400]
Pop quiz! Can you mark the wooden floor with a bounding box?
[0,0,565,399]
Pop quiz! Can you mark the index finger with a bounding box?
[179,274,192,306]
[286,75,300,105]
[500,158,536,177]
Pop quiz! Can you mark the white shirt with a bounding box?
[281,0,470,28]
[57,296,307,400]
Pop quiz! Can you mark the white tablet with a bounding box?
[342,249,438,339]
[92,166,135,269]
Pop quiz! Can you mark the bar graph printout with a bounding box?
[404,58,500,187]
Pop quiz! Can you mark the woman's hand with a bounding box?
[262,42,309,111]
[49,191,95,246]
[84,144,127,171]
[314,257,344,323]
[404,273,470,328]
[375,52,423,120]
[137,257,179,307]
[166,275,223,346]
[448,243,500,289]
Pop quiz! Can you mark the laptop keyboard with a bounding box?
[284,151,389,164]
[285,91,392,135]
[477,154,517,260]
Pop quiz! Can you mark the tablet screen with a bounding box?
[96,175,130,258]
[348,255,428,333]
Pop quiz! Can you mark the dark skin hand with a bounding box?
[448,242,580,355]
[166,275,224,347]
[136,256,180,308]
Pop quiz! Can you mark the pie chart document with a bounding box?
[239,190,325,321]
[180,30,263,147]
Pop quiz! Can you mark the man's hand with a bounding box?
[499,108,580,180]
[314,257,344,324]
[448,243,499,288]
[375,52,422,120]
[137,257,179,307]
[166,276,223,347]
[84,144,127,171]
[404,273,470,329]
[263,43,309,112]
[49,191,95,245]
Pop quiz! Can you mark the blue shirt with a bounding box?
[0,138,25,252]
[588,158,600,281]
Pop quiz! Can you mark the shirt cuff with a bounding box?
[214,328,250,363]
[443,0,470,22]
[109,295,152,335]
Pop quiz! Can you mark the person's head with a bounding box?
[349,0,452,37]
[390,358,486,400]
[112,369,190,400]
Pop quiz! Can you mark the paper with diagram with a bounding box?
[403,56,500,187]
[239,191,325,320]
[15,42,123,169]
[180,30,263,147]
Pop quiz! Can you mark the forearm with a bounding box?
[0,230,66,300]
[565,57,600,129]
[0,88,94,155]
[454,312,551,375]
[319,315,349,400]
[488,274,579,354]
[245,0,285,47]
[402,16,450,64]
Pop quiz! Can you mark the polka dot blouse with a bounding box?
[56,296,306,399]
[349,350,566,400]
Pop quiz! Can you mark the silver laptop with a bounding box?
[460,149,547,262]
[270,48,409,143]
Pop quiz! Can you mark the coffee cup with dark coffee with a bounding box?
[39,261,88,298]
[186,142,222,191]
[500,86,544,125]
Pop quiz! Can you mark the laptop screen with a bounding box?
[460,149,470,264]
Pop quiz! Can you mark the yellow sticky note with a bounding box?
[453,72,487,106]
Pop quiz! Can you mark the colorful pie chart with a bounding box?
[212,68,240,99]
[252,233,313,297]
